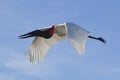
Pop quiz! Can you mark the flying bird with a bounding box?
[19,22,106,63]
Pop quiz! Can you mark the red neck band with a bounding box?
[49,25,55,36]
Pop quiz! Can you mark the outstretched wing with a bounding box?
[26,31,65,63]
[66,22,90,55]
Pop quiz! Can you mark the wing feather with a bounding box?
[66,22,90,55]
[26,33,65,63]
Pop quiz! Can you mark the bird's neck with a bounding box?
[49,25,55,36]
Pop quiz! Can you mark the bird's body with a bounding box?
[19,22,106,63]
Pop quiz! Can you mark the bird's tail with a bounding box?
[19,30,40,39]
[88,35,106,44]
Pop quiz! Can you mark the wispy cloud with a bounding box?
[1,48,61,79]
[0,73,16,80]
[1,45,120,80]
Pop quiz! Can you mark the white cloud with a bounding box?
[2,48,61,79]
[1,45,120,80]
[0,74,15,80]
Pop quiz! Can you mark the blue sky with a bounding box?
[0,0,120,80]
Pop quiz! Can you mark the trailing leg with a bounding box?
[88,35,106,44]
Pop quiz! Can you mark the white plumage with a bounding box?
[66,23,89,54]
[24,22,89,63]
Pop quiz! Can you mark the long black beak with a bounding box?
[19,30,39,39]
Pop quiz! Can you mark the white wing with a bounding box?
[66,22,90,55]
[26,30,66,64]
